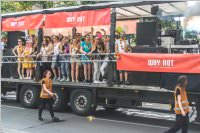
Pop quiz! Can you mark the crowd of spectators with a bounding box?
[12,28,132,84]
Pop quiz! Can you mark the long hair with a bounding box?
[177,75,188,88]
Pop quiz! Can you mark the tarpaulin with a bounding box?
[45,8,111,28]
[2,14,44,31]
[117,53,200,74]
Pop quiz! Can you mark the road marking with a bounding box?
[2,105,25,110]
[93,117,169,129]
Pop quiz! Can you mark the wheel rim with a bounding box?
[74,95,88,111]
[24,89,34,104]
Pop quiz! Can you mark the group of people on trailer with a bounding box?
[12,27,131,84]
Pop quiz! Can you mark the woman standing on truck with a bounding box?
[80,35,92,83]
[115,34,129,85]
[50,36,63,80]
[22,40,34,79]
[70,38,80,82]
[164,75,190,133]
[12,38,25,79]
[91,36,105,83]
[38,70,60,122]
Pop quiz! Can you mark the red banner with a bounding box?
[45,8,111,28]
[2,14,44,31]
[117,53,200,74]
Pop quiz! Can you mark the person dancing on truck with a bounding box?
[49,36,63,80]
[12,38,25,79]
[90,36,104,83]
[80,35,92,83]
[70,38,81,82]
[164,75,190,133]
[115,34,129,85]
[21,40,34,80]
[60,37,71,82]
[100,29,110,83]
[38,70,60,122]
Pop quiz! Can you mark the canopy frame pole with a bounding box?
[107,8,117,86]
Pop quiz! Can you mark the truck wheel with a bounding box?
[70,89,92,116]
[20,85,40,108]
[52,88,68,111]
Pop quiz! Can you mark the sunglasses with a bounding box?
[18,41,22,42]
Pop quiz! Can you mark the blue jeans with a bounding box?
[61,58,70,79]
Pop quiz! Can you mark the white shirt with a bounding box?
[116,39,126,53]
[53,43,61,55]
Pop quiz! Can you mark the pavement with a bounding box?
[1,98,200,133]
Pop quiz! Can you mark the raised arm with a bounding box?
[12,46,18,56]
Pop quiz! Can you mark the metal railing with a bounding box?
[0,53,117,64]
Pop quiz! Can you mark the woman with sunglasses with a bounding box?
[12,38,25,79]
[21,40,34,79]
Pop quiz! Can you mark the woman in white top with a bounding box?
[50,36,62,80]
[37,38,51,73]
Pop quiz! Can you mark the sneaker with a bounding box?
[60,78,66,82]
[52,117,60,122]
[125,81,130,85]
[76,80,79,83]
[57,77,61,81]
[93,80,98,83]
[66,78,70,82]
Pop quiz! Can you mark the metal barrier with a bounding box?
[0,53,117,64]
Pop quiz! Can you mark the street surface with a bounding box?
[1,96,200,133]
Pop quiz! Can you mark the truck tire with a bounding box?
[70,89,92,116]
[52,88,68,111]
[20,85,40,108]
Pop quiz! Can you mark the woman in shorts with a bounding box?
[70,39,80,82]
[80,36,92,83]
[12,38,25,79]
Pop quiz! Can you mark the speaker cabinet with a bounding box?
[136,22,159,46]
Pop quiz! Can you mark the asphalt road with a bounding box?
[1,100,200,133]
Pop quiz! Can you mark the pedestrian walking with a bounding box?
[164,75,190,133]
[38,70,60,122]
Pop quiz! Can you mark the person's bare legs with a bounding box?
[83,64,87,81]
[17,62,22,78]
[71,63,75,81]
[22,67,25,79]
[30,69,33,79]
[120,73,123,82]
[26,69,30,79]
[87,64,91,82]
[76,63,79,82]
[125,72,128,81]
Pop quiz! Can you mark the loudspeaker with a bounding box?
[7,31,25,48]
[136,22,159,46]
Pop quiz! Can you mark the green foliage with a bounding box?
[1,1,78,14]
[1,1,109,14]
